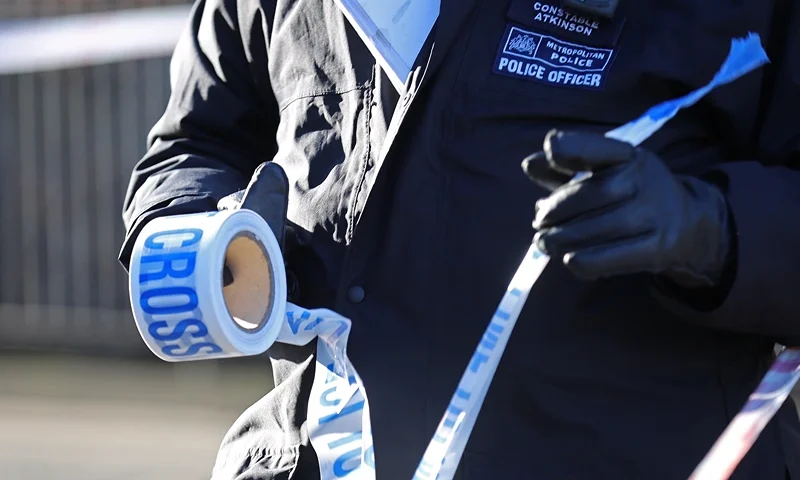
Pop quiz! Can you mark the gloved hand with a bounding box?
[521,130,733,288]
[217,162,297,298]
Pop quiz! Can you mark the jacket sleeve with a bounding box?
[653,4,800,345]
[118,0,279,270]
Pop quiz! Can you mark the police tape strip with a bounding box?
[689,349,800,480]
[129,209,375,479]
[289,307,375,478]
[128,31,787,480]
[0,6,191,75]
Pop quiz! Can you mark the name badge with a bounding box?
[507,0,626,48]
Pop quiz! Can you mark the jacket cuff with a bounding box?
[650,162,800,344]
[118,193,222,271]
[651,185,738,313]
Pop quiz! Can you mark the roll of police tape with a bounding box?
[129,208,376,479]
[129,209,286,361]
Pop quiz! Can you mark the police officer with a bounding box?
[119,0,800,478]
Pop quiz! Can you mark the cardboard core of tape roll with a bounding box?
[222,232,274,331]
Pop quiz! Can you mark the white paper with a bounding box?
[334,0,439,93]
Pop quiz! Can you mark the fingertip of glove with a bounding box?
[542,129,561,153]
[521,151,545,175]
[549,130,635,170]
[532,229,548,253]
[222,265,234,287]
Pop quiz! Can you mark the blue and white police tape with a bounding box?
[0,6,191,75]
[412,32,770,480]
[129,209,286,360]
[690,348,800,480]
[129,209,375,479]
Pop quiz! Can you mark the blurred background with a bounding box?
[0,1,274,478]
[0,2,799,479]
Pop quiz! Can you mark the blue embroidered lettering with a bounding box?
[493,26,616,91]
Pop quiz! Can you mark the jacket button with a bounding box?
[347,286,365,304]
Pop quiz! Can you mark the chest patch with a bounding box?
[492,25,617,91]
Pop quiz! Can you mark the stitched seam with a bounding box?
[345,69,375,243]
[422,112,454,455]
[447,0,489,97]
[278,84,369,113]
[714,343,732,423]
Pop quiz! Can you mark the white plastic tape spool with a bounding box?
[129,209,286,361]
[128,208,376,479]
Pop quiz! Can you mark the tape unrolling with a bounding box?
[129,208,375,479]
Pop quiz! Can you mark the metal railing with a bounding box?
[0,0,193,354]
[0,59,173,355]
[0,0,187,20]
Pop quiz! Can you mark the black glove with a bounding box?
[218,162,298,298]
[521,130,733,288]
[218,162,290,247]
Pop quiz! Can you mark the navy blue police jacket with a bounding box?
[120,0,800,478]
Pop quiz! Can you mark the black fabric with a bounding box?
[523,130,732,288]
[218,162,293,291]
[120,0,800,478]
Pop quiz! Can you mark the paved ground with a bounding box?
[1,351,798,479]
[0,352,274,480]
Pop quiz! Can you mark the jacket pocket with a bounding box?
[449,0,740,130]
[274,84,375,244]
